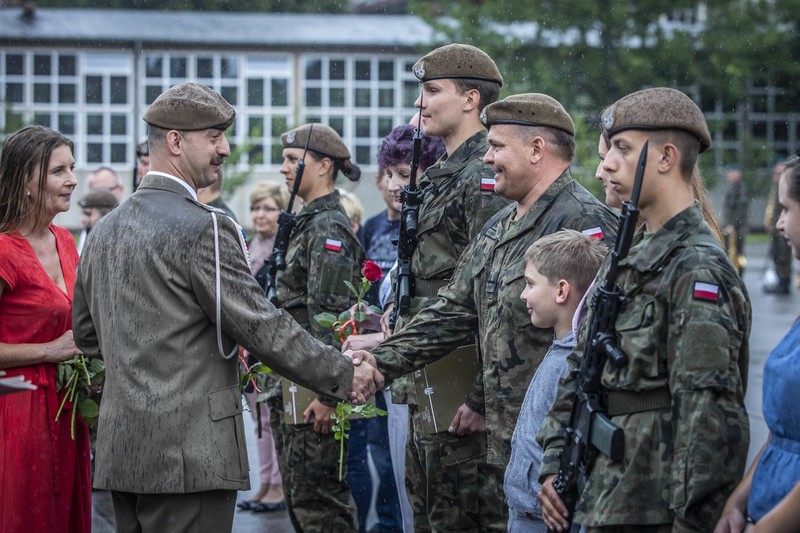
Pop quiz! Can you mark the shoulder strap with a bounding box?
[211,212,241,360]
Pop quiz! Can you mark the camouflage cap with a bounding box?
[480,93,575,136]
[143,82,235,131]
[413,43,503,87]
[281,123,351,160]
[601,87,711,153]
[79,190,119,209]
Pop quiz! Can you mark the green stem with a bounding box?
[55,373,76,422]
[339,436,344,481]
[70,386,77,440]
[80,354,91,383]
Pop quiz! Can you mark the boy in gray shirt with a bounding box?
[505,230,607,532]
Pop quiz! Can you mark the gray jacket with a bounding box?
[73,173,354,493]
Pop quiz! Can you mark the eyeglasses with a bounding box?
[250,206,280,213]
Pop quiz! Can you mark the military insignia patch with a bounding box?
[414,62,426,79]
[601,105,616,130]
[581,226,605,240]
[286,131,296,144]
[692,281,720,302]
[480,177,496,191]
[324,238,342,252]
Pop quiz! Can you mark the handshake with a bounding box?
[344,350,384,405]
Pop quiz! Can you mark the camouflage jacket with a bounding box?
[374,170,618,463]
[276,190,364,345]
[390,129,510,404]
[538,203,751,530]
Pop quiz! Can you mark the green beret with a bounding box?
[601,87,711,153]
[281,124,351,160]
[413,43,503,87]
[143,82,235,131]
[480,93,575,136]
[79,190,118,209]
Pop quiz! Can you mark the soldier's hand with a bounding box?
[346,349,378,368]
[348,302,382,331]
[345,351,384,404]
[448,403,486,435]
[380,305,394,338]
[342,332,384,353]
[539,475,570,532]
[303,399,336,434]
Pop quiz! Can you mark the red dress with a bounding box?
[0,226,91,533]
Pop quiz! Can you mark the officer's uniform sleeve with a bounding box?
[666,266,750,531]
[189,214,354,401]
[73,263,100,358]
[372,241,479,382]
[304,223,364,346]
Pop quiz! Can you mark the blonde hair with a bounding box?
[338,189,363,227]
[524,230,607,294]
[249,181,289,211]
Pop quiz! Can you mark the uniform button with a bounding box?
[331,385,339,393]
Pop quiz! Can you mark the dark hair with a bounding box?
[514,125,576,162]
[307,151,361,183]
[0,126,73,234]
[452,78,501,113]
[377,124,446,172]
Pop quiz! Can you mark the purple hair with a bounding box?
[377,124,445,173]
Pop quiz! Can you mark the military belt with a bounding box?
[414,278,448,298]
[606,387,671,417]
[287,306,310,325]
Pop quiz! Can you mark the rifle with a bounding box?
[548,140,649,532]
[389,95,424,331]
[264,124,313,305]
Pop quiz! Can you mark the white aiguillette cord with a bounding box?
[211,212,240,360]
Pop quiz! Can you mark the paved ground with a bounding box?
[92,240,790,532]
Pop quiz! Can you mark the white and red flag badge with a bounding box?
[324,238,342,252]
[581,226,605,240]
[480,178,496,191]
[693,281,720,303]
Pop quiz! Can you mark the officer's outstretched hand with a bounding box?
[539,475,570,532]
[344,350,384,405]
[449,404,486,435]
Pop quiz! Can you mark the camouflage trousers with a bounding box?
[586,525,671,533]
[268,397,358,533]
[406,404,508,532]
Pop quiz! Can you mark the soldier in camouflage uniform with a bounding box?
[380,43,511,532]
[363,93,618,531]
[268,123,363,532]
[538,88,751,533]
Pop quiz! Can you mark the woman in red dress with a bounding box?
[0,126,91,533]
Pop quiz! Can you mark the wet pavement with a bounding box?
[92,240,790,532]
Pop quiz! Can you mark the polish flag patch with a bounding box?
[324,238,342,252]
[480,178,496,191]
[693,281,720,303]
[581,226,605,240]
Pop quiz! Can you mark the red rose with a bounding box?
[362,260,383,283]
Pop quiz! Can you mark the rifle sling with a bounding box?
[606,387,671,417]
[414,278,448,298]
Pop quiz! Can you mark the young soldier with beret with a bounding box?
[72,83,382,532]
[376,42,511,531]
[538,88,751,533]
[357,92,618,531]
[270,123,364,532]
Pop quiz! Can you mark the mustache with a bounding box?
[211,156,225,166]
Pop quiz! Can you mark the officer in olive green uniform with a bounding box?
[538,88,751,532]
[385,43,511,532]
[269,124,363,533]
[370,93,618,531]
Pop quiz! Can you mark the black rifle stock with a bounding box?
[389,98,424,331]
[264,124,313,305]
[548,140,649,532]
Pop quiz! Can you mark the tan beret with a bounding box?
[79,190,118,209]
[281,123,351,160]
[601,87,711,152]
[143,82,235,131]
[480,93,575,136]
[413,43,503,87]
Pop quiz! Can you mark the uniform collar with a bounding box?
[623,202,710,272]
[423,129,488,182]
[139,171,198,200]
[300,190,343,216]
